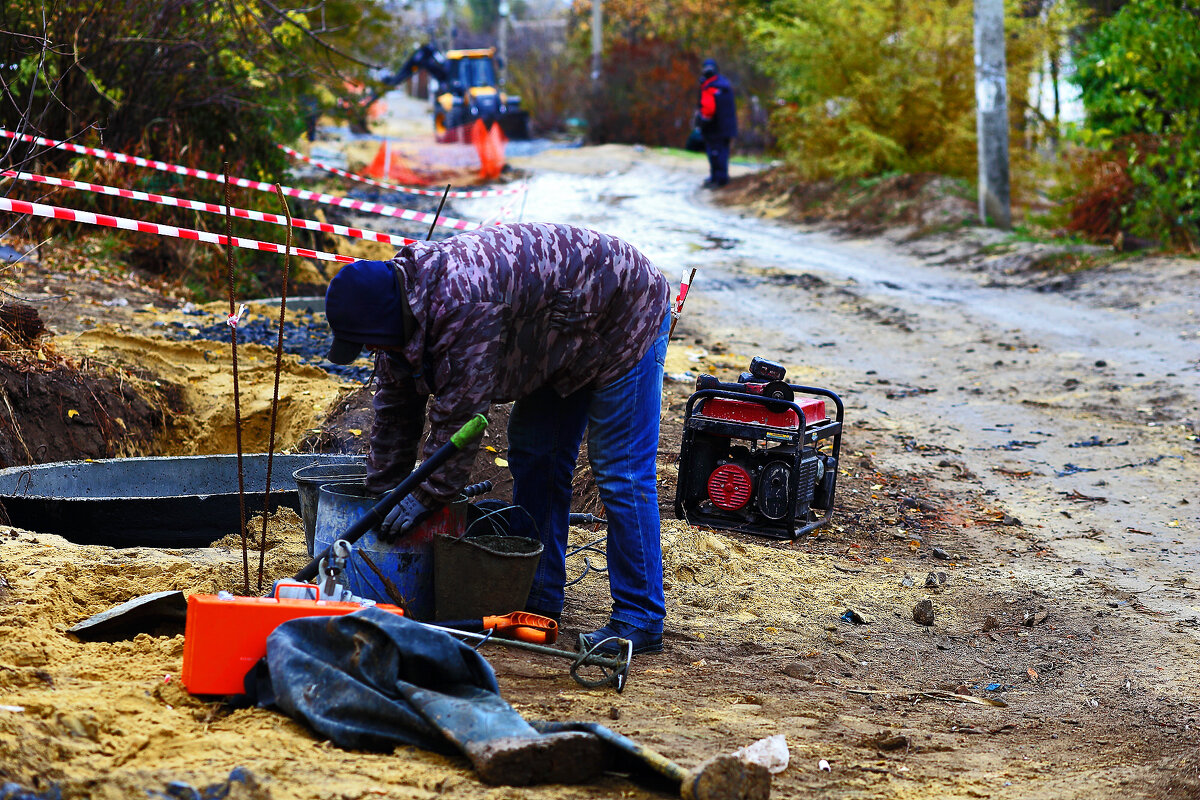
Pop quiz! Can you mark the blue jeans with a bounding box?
[509,313,669,634]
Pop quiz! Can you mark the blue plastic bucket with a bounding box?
[313,483,464,619]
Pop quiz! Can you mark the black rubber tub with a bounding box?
[0,453,365,548]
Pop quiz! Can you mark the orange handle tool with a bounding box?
[439,611,559,645]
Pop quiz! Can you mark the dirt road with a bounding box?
[506,145,1200,623]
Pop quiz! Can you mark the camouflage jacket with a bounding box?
[366,222,670,505]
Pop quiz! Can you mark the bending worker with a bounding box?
[324,223,670,656]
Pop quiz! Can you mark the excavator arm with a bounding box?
[382,43,451,88]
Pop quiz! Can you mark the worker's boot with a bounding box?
[579,619,663,656]
[405,686,605,784]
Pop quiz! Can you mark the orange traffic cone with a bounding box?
[365,142,426,185]
[474,121,507,181]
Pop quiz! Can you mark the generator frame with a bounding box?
[674,386,844,539]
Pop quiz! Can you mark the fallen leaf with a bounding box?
[495,457,509,468]
[67,409,79,418]
[485,445,498,453]
[348,429,362,436]
[1027,667,1039,682]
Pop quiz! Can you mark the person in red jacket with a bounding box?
[696,58,738,188]
[324,223,671,656]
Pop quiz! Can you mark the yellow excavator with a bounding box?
[383,42,530,141]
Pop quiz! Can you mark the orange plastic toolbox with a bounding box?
[181,587,403,696]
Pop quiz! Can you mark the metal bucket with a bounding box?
[313,483,465,620]
[433,534,544,621]
[292,461,368,556]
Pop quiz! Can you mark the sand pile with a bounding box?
[0,510,510,800]
[60,327,348,455]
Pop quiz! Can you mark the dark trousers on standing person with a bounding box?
[705,136,730,187]
[509,313,670,636]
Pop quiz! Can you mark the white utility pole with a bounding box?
[591,0,602,81]
[973,0,1011,229]
[498,0,509,86]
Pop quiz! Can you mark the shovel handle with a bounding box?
[293,414,488,584]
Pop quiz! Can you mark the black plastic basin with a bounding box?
[0,453,365,548]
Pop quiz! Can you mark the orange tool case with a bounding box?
[181,588,404,696]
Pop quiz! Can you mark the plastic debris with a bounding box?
[840,608,871,625]
[146,767,260,800]
[818,759,831,772]
[733,734,789,774]
[0,783,61,800]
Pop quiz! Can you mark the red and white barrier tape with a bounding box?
[0,129,481,231]
[480,200,517,227]
[228,303,249,328]
[0,196,356,264]
[675,267,695,312]
[277,144,527,199]
[3,170,417,249]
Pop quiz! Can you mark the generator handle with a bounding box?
[786,384,845,424]
[684,388,812,436]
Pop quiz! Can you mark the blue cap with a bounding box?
[702,59,718,76]
[324,260,409,364]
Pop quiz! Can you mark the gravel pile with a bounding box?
[162,309,373,383]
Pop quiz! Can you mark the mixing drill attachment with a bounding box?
[274,539,372,604]
[282,538,632,692]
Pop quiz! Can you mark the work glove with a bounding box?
[380,494,431,540]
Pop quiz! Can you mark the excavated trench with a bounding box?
[0,294,372,549]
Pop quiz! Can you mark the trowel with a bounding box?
[68,590,188,642]
[70,415,489,641]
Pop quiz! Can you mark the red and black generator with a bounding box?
[674,357,843,539]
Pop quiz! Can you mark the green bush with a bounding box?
[749,0,1067,186]
[1072,0,1200,250]
[751,0,977,180]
